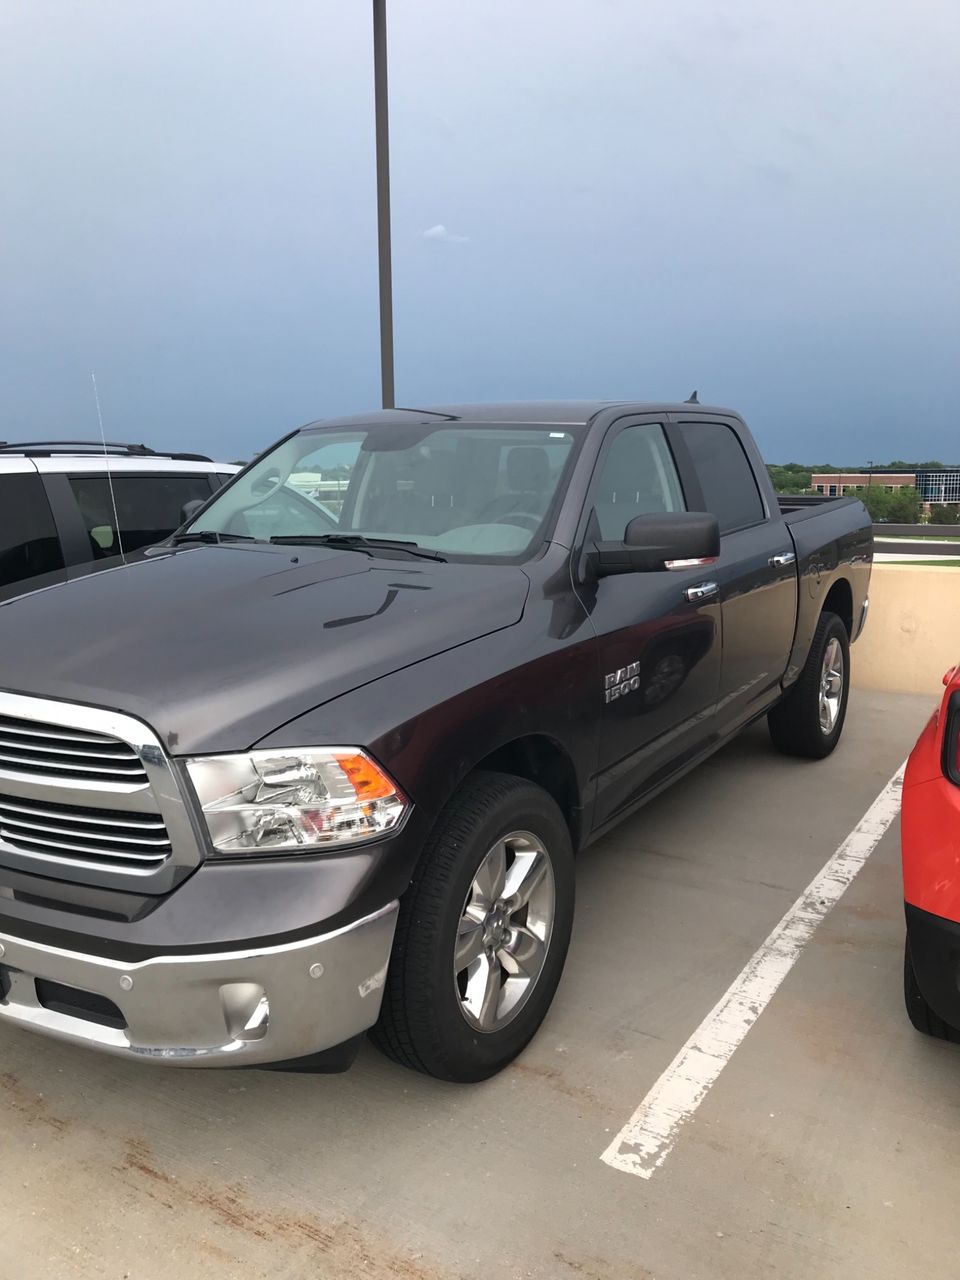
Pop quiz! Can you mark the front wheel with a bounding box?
[768,610,850,759]
[370,772,575,1081]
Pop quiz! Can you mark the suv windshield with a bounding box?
[187,420,582,560]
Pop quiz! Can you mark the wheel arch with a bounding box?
[470,734,584,852]
[822,576,853,636]
[784,570,856,688]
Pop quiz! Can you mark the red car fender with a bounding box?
[902,669,960,923]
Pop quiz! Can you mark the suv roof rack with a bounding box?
[0,440,213,462]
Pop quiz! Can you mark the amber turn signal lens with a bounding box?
[334,752,400,801]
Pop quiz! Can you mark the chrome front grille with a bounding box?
[0,714,148,787]
[0,793,172,869]
[0,690,202,890]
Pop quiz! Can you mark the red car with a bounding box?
[902,664,960,1043]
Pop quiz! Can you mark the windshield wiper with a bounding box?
[170,530,259,545]
[268,533,446,562]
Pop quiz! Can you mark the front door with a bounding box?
[574,417,722,829]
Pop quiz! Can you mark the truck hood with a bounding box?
[0,545,530,753]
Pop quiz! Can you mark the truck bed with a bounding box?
[778,494,864,523]
[776,493,873,685]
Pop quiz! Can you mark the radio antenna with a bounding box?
[91,372,125,563]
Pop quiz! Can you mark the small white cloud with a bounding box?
[423,223,470,244]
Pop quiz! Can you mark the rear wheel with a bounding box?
[768,610,850,759]
[371,771,575,1081]
[904,938,960,1043]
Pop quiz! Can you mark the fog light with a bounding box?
[220,982,269,1042]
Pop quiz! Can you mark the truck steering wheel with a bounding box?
[247,468,286,506]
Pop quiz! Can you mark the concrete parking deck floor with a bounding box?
[2,690,955,1280]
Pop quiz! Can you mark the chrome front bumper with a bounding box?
[0,902,398,1067]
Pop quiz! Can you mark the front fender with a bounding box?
[254,609,601,896]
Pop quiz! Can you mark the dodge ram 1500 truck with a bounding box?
[0,401,872,1081]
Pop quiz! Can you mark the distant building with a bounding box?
[916,470,960,504]
[810,469,960,510]
[811,471,915,497]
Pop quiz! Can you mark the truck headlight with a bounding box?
[185,749,408,856]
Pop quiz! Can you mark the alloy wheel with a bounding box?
[454,831,556,1033]
[819,636,844,734]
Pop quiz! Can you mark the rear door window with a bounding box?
[679,422,765,533]
[68,474,215,557]
[0,473,66,595]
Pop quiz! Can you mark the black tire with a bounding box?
[370,771,575,1082]
[904,938,960,1043]
[768,610,850,759]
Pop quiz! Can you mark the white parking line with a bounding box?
[601,762,906,1180]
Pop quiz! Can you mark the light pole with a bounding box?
[373,0,395,409]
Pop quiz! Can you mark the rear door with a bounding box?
[0,465,68,602]
[575,415,722,828]
[673,416,798,733]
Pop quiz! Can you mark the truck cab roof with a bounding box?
[307,401,742,429]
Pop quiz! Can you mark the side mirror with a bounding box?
[592,511,720,577]
[180,498,205,523]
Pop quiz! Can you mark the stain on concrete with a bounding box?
[0,1071,70,1134]
[554,1250,653,1279]
[118,1136,456,1278]
[509,1061,601,1110]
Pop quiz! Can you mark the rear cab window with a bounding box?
[678,421,765,533]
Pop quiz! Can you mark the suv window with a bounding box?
[591,424,685,540]
[68,474,214,557]
[0,474,65,590]
[680,422,765,533]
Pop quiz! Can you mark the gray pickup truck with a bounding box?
[0,401,872,1081]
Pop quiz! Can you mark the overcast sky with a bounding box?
[0,1,956,462]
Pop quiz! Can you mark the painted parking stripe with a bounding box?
[601,762,906,1180]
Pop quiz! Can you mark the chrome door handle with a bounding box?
[685,581,719,603]
[769,551,796,568]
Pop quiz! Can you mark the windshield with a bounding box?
[187,420,582,559]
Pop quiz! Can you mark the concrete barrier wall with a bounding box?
[873,522,960,538]
[851,565,959,695]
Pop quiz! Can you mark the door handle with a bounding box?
[769,551,796,568]
[684,581,718,603]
